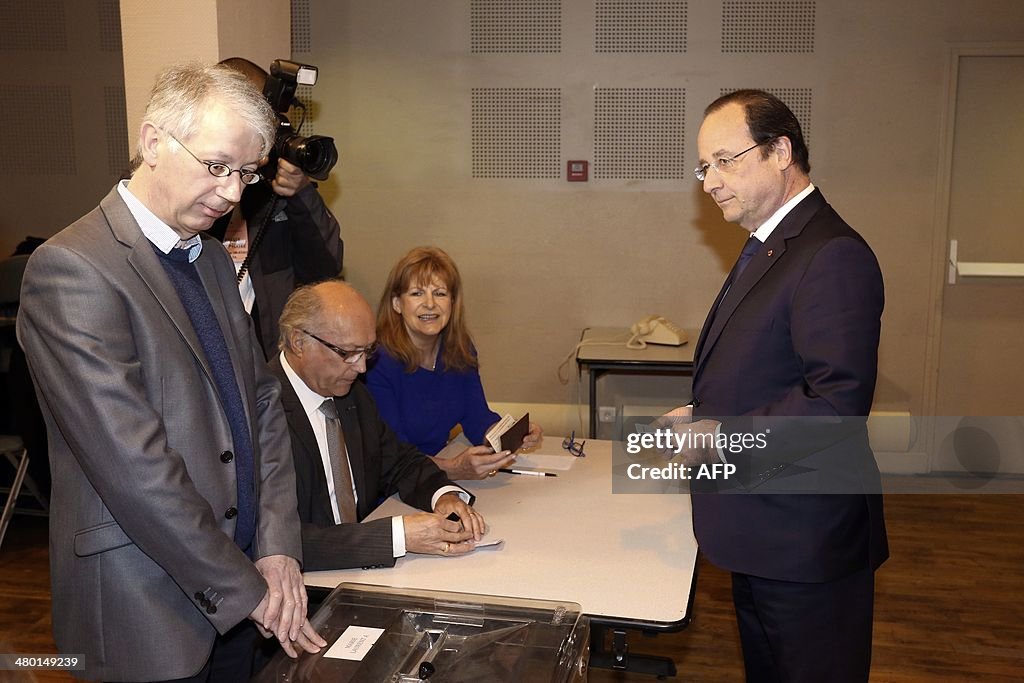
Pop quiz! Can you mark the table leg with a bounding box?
[589,368,599,438]
[588,624,677,678]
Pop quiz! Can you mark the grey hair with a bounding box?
[137,62,277,159]
[279,280,366,353]
[278,283,327,353]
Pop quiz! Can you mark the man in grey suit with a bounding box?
[272,280,486,571]
[17,63,325,682]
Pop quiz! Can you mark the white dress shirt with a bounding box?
[117,181,203,261]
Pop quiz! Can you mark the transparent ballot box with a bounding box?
[254,583,590,682]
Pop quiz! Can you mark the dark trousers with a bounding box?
[111,621,261,683]
[731,566,875,683]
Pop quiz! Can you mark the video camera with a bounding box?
[263,59,338,181]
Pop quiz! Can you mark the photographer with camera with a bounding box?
[215,57,343,359]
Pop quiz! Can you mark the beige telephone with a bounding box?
[627,315,687,349]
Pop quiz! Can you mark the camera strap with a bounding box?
[235,193,280,284]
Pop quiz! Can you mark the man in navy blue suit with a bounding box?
[667,90,888,682]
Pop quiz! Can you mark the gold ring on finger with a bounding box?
[442,542,450,553]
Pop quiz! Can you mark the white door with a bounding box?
[932,51,1024,475]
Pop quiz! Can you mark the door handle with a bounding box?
[948,239,1024,284]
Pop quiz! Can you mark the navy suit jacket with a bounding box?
[690,189,888,583]
[270,357,470,571]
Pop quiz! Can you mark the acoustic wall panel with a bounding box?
[2,85,76,174]
[0,0,67,51]
[98,0,122,52]
[292,85,319,136]
[594,88,685,179]
[595,0,687,53]
[721,1,815,53]
[292,0,312,53]
[472,88,561,178]
[471,0,561,53]
[105,86,129,175]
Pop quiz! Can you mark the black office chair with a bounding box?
[0,435,31,548]
[0,254,48,549]
[0,254,28,324]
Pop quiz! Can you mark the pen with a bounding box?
[499,468,556,477]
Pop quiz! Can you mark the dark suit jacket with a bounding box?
[210,182,342,359]
[690,188,888,583]
[17,186,301,681]
[270,357,469,571]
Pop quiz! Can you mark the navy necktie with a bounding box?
[719,236,763,300]
[156,245,257,556]
[733,236,762,281]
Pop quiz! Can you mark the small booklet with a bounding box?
[484,412,530,453]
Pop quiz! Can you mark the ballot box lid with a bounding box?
[253,582,590,682]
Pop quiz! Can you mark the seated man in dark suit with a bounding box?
[271,280,487,571]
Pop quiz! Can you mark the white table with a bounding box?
[304,438,699,675]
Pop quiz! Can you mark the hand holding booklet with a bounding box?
[484,412,530,453]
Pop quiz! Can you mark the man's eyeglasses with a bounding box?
[302,329,378,364]
[694,140,772,182]
[165,130,262,186]
[562,431,586,457]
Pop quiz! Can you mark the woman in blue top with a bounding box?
[367,246,542,479]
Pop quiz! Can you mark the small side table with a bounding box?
[575,326,697,437]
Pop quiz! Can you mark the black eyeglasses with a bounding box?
[694,140,771,182]
[562,431,586,457]
[165,130,262,185]
[301,329,378,364]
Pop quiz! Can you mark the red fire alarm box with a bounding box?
[567,160,588,182]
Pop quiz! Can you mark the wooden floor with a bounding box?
[1,493,1022,682]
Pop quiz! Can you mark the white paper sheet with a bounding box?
[512,452,578,471]
[324,625,386,661]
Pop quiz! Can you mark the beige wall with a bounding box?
[302,0,1024,415]
[3,1,1023,426]
[0,0,288,258]
[120,2,220,150]
[1,1,128,256]
[121,0,291,145]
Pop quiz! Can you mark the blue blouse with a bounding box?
[365,344,500,456]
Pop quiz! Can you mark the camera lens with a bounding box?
[276,133,338,181]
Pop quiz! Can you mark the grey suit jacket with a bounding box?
[16,186,302,681]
